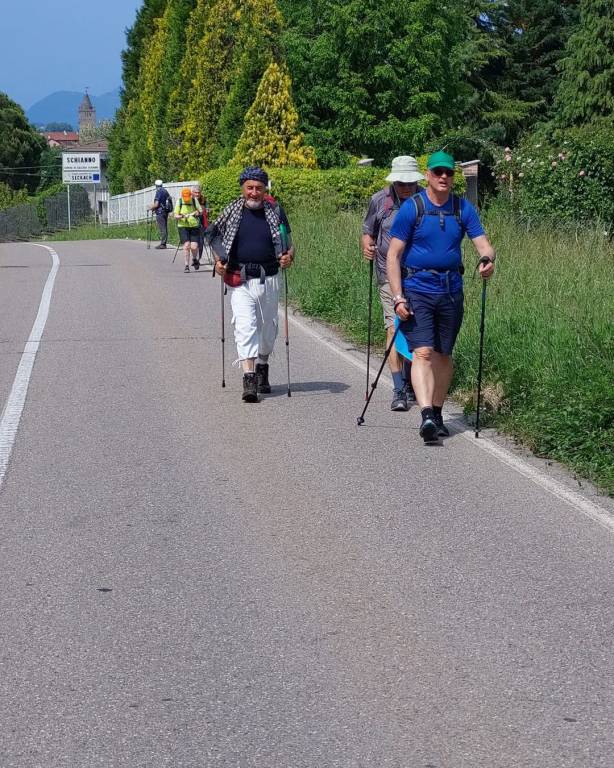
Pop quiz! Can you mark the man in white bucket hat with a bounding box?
[361,156,424,410]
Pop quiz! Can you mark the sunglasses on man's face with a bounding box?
[431,167,455,178]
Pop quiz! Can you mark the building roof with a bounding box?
[44,131,80,147]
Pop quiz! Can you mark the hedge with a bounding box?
[494,125,614,228]
[198,157,466,216]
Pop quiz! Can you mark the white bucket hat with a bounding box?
[154,179,163,187]
[385,156,424,183]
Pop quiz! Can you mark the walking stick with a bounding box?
[365,258,374,400]
[146,211,152,250]
[283,269,291,397]
[475,268,489,438]
[279,223,291,397]
[357,323,401,426]
[220,274,226,388]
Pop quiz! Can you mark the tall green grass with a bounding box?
[287,200,614,494]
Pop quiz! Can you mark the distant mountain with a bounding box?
[27,88,121,128]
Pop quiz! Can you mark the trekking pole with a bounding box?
[279,223,291,397]
[357,323,401,426]
[146,211,151,250]
[172,216,183,263]
[475,263,489,438]
[220,274,226,388]
[283,270,291,397]
[365,258,374,400]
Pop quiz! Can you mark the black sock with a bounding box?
[433,405,442,418]
[421,407,434,421]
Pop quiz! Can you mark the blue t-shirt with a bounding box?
[389,189,484,294]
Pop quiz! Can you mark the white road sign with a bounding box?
[62,153,101,183]
[62,171,101,184]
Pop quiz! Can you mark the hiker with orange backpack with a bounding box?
[174,187,202,272]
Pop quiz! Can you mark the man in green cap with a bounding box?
[386,150,495,443]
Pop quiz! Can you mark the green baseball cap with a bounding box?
[427,150,455,170]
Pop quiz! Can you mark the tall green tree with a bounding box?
[0,93,46,193]
[109,0,169,192]
[140,0,196,179]
[232,62,317,168]
[279,0,470,166]
[173,0,283,175]
[555,0,614,126]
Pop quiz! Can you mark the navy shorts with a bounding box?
[179,227,200,244]
[400,290,464,355]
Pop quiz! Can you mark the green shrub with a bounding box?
[200,158,466,217]
[495,126,614,228]
[0,182,28,211]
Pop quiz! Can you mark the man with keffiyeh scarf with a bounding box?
[206,167,294,402]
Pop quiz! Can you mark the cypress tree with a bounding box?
[173,0,283,175]
[231,62,317,168]
[555,0,614,126]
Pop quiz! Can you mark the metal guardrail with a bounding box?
[107,181,199,225]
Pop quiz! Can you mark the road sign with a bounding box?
[62,152,101,184]
[62,171,101,184]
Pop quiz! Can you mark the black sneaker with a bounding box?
[255,363,271,394]
[403,380,417,402]
[433,412,450,437]
[419,415,439,444]
[390,388,409,411]
[242,372,259,403]
[192,259,200,270]
[155,244,167,250]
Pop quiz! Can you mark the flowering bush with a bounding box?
[494,126,614,229]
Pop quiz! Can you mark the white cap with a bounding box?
[385,156,424,184]
[154,179,163,187]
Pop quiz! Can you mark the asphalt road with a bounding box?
[0,240,612,768]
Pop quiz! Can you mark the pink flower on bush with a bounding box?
[579,170,586,177]
[551,161,557,168]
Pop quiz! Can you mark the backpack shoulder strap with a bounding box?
[452,194,466,233]
[412,192,425,229]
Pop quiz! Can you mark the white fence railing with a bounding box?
[107,181,199,225]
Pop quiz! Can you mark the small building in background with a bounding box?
[44,130,80,148]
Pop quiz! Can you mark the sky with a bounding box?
[0,0,143,109]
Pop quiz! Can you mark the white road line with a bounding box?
[287,309,614,533]
[0,244,59,488]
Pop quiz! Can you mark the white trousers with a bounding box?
[230,275,280,360]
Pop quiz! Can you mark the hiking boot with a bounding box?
[255,363,271,394]
[433,412,450,437]
[403,380,417,402]
[390,388,409,411]
[419,415,439,444]
[155,244,166,250]
[242,372,259,403]
[184,265,190,273]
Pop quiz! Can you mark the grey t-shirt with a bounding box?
[361,186,401,283]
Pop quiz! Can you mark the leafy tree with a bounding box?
[139,0,196,179]
[109,0,168,191]
[0,93,46,193]
[279,0,470,167]
[37,146,63,191]
[232,62,316,168]
[174,0,283,175]
[555,0,614,126]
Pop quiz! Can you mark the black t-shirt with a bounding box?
[230,206,290,266]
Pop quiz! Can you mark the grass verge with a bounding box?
[286,200,613,495]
